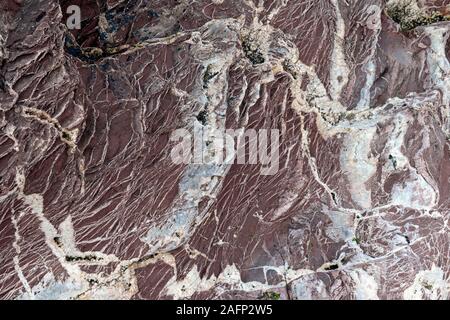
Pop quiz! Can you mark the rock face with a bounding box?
[0,0,449,300]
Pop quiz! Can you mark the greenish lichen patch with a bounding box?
[260,291,281,300]
[65,255,102,262]
[53,236,62,247]
[203,64,219,89]
[242,35,265,65]
[422,281,433,290]
[282,59,298,79]
[386,0,450,31]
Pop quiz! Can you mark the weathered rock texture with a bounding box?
[0,0,449,300]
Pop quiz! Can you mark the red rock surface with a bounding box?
[0,0,449,300]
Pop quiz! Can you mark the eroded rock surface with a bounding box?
[0,0,449,300]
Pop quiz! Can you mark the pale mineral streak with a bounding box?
[0,0,449,300]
